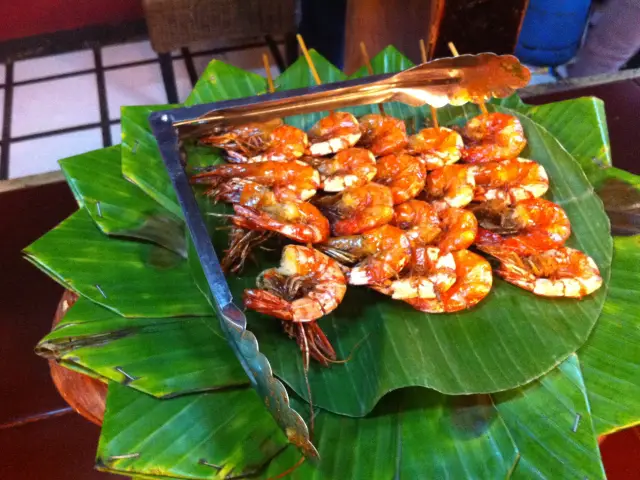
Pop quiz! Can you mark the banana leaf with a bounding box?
[96,382,289,479]
[37,298,246,396]
[579,235,640,436]
[96,355,604,479]
[24,209,211,317]
[60,145,185,256]
[121,104,183,219]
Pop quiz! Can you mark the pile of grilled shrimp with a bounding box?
[191,110,603,366]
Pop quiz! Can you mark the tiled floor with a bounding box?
[0,37,285,180]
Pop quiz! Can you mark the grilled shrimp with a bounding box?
[474,198,571,255]
[216,178,329,243]
[462,112,526,163]
[319,225,412,285]
[482,246,602,298]
[233,202,330,244]
[424,164,476,209]
[307,111,362,156]
[192,160,320,202]
[200,118,283,157]
[244,245,347,367]
[226,124,309,163]
[313,183,394,236]
[373,246,457,300]
[408,127,464,170]
[392,200,477,252]
[306,148,377,191]
[473,158,549,204]
[374,153,427,205]
[358,114,408,157]
[402,249,492,313]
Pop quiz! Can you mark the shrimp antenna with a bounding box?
[447,42,489,115]
[420,38,439,129]
[359,41,385,116]
[262,53,276,93]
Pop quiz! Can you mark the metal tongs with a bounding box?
[149,53,530,459]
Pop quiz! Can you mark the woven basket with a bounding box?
[143,0,299,53]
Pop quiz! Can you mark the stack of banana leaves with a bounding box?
[27,47,640,479]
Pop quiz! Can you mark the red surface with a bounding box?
[0,0,143,42]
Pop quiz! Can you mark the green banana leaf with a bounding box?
[25,209,211,317]
[60,145,185,256]
[96,355,604,479]
[96,382,288,479]
[579,235,640,436]
[37,298,246,396]
[121,104,183,219]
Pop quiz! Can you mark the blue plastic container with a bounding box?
[515,0,592,66]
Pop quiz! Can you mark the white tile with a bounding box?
[0,64,6,85]
[105,64,167,120]
[12,74,100,137]
[102,40,157,67]
[14,50,94,82]
[9,128,103,178]
[110,122,122,144]
[173,59,194,102]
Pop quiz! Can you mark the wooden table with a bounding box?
[1,73,639,479]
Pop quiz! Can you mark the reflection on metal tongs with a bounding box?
[175,52,530,139]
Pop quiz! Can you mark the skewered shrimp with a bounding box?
[408,127,464,170]
[474,198,571,255]
[307,111,362,156]
[233,202,330,244]
[319,225,412,285]
[200,118,283,157]
[399,250,492,313]
[423,164,476,209]
[313,183,394,236]
[226,124,309,163]
[481,246,602,298]
[462,112,526,163]
[244,245,347,367]
[374,153,427,205]
[473,158,549,204]
[215,178,329,243]
[372,246,457,300]
[192,160,320,202]
[305,148,377,192]
[358,113,408,157]
[392,200,477,253]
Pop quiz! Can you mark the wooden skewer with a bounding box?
[447,41,488,115]
[359,42,385,116]
[262,53,275,93]
[297,34,323,86]
[420,38,439,129]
